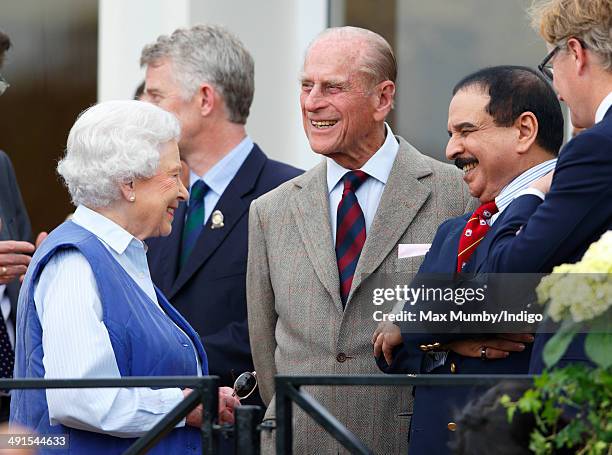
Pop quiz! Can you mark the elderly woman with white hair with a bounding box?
[10,100,239,454]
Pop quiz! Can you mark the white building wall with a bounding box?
[98,0,327,170]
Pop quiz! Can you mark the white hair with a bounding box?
[57,100,180,208]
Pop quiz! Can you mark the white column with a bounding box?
[98,0,327,169]
[189,0,327,170]
[98,0,189,101]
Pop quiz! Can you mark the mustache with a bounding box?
[454,157,478,170]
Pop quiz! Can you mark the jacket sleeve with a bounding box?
[246,200,278,405]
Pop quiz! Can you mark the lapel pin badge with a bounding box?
[211,210,225,229]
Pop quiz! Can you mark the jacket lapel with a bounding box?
[168,145,267,299]
[290,162,344,313]
[348,137,432,301]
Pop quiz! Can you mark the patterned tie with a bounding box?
[180,180,209,268]
[456,201,498,272]
[0,312,14,379]
[336,170,369,306]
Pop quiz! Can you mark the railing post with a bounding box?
[200,376,219,454]
[275,377,293,455]
[234,405,264,455]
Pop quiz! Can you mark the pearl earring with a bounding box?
[129,195,136,202]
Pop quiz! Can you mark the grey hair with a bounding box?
[57,100,180,208]
[307,27,397,84]
[140,24,254,124]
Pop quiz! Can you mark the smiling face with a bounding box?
[132,140,188,239]
[300,38,387,167]
[446,88,522,203]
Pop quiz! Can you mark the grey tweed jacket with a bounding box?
[247,136,472,454]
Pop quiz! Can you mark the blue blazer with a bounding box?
[480,107,612,372]
[378,211,532,455]
[146,145,302,405]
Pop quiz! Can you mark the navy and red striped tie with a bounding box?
[336,170,368,306]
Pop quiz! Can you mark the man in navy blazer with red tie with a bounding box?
[140,25,302,408]
[480,0,612,373]
[373,66,565,454]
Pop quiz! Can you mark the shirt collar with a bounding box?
[326,123,399,193]
[595,91,612,124]
[189,136,254,196]
[72,204,144,255]
[494,159,557,213]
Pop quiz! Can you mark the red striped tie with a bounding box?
[336,170,368,306]
[457,201,498,273]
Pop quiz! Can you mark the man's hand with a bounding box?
[446,333,534,360]
[0,240,35,285]
[183,386,241,427]
[530,171,554,194]
[372,322,403,366]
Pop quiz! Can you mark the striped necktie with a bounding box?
[180,180,209,268]
[336,170,369,306]
[456,200,498,272]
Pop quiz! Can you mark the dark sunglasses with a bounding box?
[231,371,257,400]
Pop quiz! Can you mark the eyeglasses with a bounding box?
[231,371,257,400]
[538,45,559,82]
[0,74,9,96]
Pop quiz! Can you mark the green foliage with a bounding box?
[543,320,579,368]
[503,365,612,454]
[585,332,612,369]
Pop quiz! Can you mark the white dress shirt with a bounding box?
[490,159,557,224]
[33,205,199,437]
[188,136,253,224]
[327,123,399,243]
[595,91,612,124]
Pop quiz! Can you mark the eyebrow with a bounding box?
[450,122,477,131]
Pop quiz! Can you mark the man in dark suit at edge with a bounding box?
[479,0,612,372]
[141,25,302,407]
[373,66,565,454]
[0,29,47,422]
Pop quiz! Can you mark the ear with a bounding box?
[119,180,135,202]
[197,84,216,117]
[566,37,588,75]
[514,111,538,153]
[372,81,395,122]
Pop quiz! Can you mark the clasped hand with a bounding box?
[183,386,241,427]
[372,321,533,366]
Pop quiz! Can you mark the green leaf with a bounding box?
[543,321,580,368]
[584,332,612,368]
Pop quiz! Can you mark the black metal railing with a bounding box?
[0,376,263,455]
[275,374,535,455]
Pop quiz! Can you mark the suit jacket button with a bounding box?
[447,422,457,431]
[450,362,457,374]
[336,353,347,363]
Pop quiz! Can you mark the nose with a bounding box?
[177,179,188,202]
[446,135,463,161]
[302,85,326,112]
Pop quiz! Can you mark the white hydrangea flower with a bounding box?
[537,231,612,323]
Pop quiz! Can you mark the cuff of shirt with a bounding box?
[140,388,187,428]
[421,351,448,373]
[516,188,546,200]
